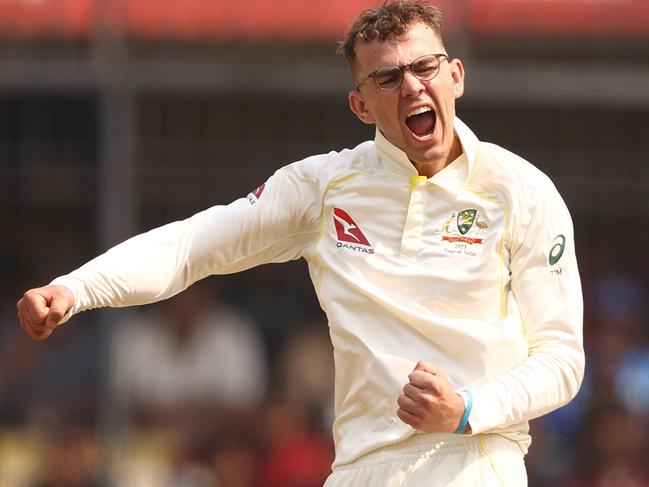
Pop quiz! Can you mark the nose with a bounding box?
[400,70,425,96]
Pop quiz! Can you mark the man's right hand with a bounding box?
[17,285,74,340]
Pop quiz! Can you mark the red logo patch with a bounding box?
[247,183,266,205]
[251,184,265,199]
[333,208,371,246]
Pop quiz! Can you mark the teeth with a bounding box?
[408,106,432,117]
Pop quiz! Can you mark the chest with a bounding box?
[314,174,511,318]
[323,175,506,261]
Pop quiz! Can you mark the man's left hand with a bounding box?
[397,361,467,433]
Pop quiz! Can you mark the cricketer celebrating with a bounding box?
[17,1,584,485]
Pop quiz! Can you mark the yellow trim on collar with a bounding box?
[409,175,428,190]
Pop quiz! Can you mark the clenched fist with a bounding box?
[397,361,468,434]
[17,285,74,340]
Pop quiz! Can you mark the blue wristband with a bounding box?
[454,390,473,434]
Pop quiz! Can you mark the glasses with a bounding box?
[356,53,449,92]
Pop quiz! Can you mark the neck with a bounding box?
[411,134,463,178]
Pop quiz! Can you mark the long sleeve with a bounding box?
[51,156,325,322]
[468,176,585,434]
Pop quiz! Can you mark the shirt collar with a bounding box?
[374,116,479,184]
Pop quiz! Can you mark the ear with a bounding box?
[348,90,376,125]
[449,59,465,99]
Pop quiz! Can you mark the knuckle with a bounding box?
[430,381,443,396]
[420,395,435,408]
[24,289,38,300]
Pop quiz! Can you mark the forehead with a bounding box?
[354,23,444,72]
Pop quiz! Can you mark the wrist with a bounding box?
[453,389,473,434]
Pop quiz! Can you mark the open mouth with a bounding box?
[405,107,436,138]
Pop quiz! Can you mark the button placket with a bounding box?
[400,177,428,257]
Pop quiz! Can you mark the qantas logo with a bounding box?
[247,183,266,205]
[333,208,374,254]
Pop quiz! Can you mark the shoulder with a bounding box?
[472,142,574,243]
[278,139,380,188]
[455,118,558,199]
[472,141,561,202]
[477,142,553,184]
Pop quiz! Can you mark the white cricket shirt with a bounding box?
[53,118,584,467]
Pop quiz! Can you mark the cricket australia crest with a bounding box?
[438,208,488,246]
[457,209,477,235]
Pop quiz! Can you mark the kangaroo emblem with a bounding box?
[440,213,456,233]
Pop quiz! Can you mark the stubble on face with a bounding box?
[349,23,465,177]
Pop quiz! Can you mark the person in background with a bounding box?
[110,282,267,427]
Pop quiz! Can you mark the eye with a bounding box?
[373,67,401,89]
[412,56,439,78]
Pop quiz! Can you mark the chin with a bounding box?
[409,147,446,165]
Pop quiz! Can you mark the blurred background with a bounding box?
[1,0,649,485]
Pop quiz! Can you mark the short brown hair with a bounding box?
[338,1,444,71]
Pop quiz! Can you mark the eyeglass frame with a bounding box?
[355,53,449,92]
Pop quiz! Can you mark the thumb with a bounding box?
[44,292,71,328]
[414,360,439,375]
[45,305,65,328]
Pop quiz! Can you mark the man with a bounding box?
[17,1,584,485]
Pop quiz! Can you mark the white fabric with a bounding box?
[52,118,584,468]
[324,432,527,487]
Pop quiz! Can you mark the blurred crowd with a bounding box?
[1,269,648,487]
[527,272,649,487]
[1,279,335,487]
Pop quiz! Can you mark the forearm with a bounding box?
[468,175,585,434]
[468,331,584,434]
[52,216,197,321]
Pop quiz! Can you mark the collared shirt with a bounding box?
[53,118,584,467]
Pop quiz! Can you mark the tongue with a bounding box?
[406,112,435,137]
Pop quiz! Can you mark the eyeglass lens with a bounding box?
[373,55,443,91]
